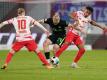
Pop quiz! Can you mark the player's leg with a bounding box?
[34,48,53,69]
[52,44,61,68]
[55,32,75,57]
[43,38,52,62]
[1,41,23,69]
[53,37,65,55]
[71,37,86,68]
[1,49,15,69]
[26,40,53,69]
[55,42,70,57]
[53,44,60,55]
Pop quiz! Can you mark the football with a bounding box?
[51,57,59,65]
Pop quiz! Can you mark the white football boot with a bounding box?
[71,62,80,68]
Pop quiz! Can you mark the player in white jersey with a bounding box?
[54,6,107,68]
[0,8,53,69]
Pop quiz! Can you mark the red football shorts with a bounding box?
[12,40,37,52]
[65,31,83,45]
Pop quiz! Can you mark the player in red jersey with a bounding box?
[55,6,107,68]
[0,8,53,69]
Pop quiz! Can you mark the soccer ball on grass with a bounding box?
[51,57,59,65]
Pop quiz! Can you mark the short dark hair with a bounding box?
[86,6,93,13]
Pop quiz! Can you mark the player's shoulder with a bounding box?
[60,19,67,24]
[60,19,66,22]
[25,16,32,18]
[47,18,52,21]
[77,11,83,13]
[77,11,84,15]
[60,19,68,25]
[9,17,16,21]
[26,16,35,21]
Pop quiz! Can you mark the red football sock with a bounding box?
[5,52,14,64]
[55,43,69,57]
[37,52,49,65]
[74,48,85,63]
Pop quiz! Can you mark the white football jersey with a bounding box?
[72,11,91,35]
[6,16,35,41]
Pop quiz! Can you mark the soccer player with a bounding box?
[38,12,69,62]
[55,6,107,68]
[0,8,53,69]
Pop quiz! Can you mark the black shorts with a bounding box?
[48,34,65,46]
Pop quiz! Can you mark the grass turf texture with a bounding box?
[0,50,107,80]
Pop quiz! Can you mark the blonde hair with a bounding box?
[17,8,25,15]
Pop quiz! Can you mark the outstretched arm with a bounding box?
[90,20,106,30]
[0,21,9,29]
[33,20,50,36]
[37,19,47,23]
[33,20,48,32]
[30,19,47,27]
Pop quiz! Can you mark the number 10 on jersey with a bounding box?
[18,20,26,30]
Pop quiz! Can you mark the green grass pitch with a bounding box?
[0,50,107,80]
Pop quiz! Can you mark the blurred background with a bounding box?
[0,0,107,50]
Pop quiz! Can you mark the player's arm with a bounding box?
[90,20,106,30]
[37,19,47,23]
[0,21,9,29]
[0,18,13,29]
[68,21,87,34]
[33,20,50,36]
[30,17,48,32]
[30,19,47,27]
[33,20,47,32]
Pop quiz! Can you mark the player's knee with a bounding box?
[10,49,16,55]
[64,42,70,45]
[53,45,59,53]
[53,44,59,49]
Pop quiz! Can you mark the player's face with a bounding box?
[52,13,60,25]
[83,9,91,17]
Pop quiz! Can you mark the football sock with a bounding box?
[44,52,50,59]
[37,52,49,65]
[55,43,69,57]
[74,48,85,63]
[5,52,14,64]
